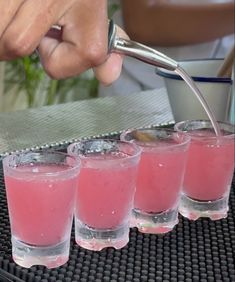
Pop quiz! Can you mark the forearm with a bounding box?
[121,0,234,46]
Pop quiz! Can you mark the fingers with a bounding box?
[93,53,124,86]
[0,0,125,85]
[38,0,108,79]
[93,26,129,85]
[0,0,75,60]
[0,0,24,36]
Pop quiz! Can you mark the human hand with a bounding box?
[0,0,126,84]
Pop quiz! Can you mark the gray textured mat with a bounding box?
[0,89,173,156]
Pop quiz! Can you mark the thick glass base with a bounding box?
[179,193,229,221]
[75,218,129,251]
[12,236,70,268]
[132,208,179,234]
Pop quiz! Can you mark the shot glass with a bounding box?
[3,151,81,268]
[67,139,141,251]
[120,128,190,234]
[174,120,235,220]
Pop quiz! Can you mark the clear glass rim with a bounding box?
[3,150,81,177]
[174,120,235,139]
[67,139,142,161]
[120,127,191,148]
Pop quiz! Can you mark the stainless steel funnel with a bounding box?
[108,20,178,71]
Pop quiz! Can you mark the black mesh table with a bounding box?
[0,149,235,282]
[0,90,234,281]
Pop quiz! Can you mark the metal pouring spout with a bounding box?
[108,20,178,71]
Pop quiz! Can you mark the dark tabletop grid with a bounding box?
[0,164,234,282]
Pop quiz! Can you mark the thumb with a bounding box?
[93,26,129,85]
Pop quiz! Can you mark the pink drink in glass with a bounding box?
[5,164,77,246]
[121,128,190,234]
[135,145,188,213]
[68,140,141,251]
[77,154,138,230]
[3,152,80,268]
[175,120,235,220]
[183,129,234,201]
